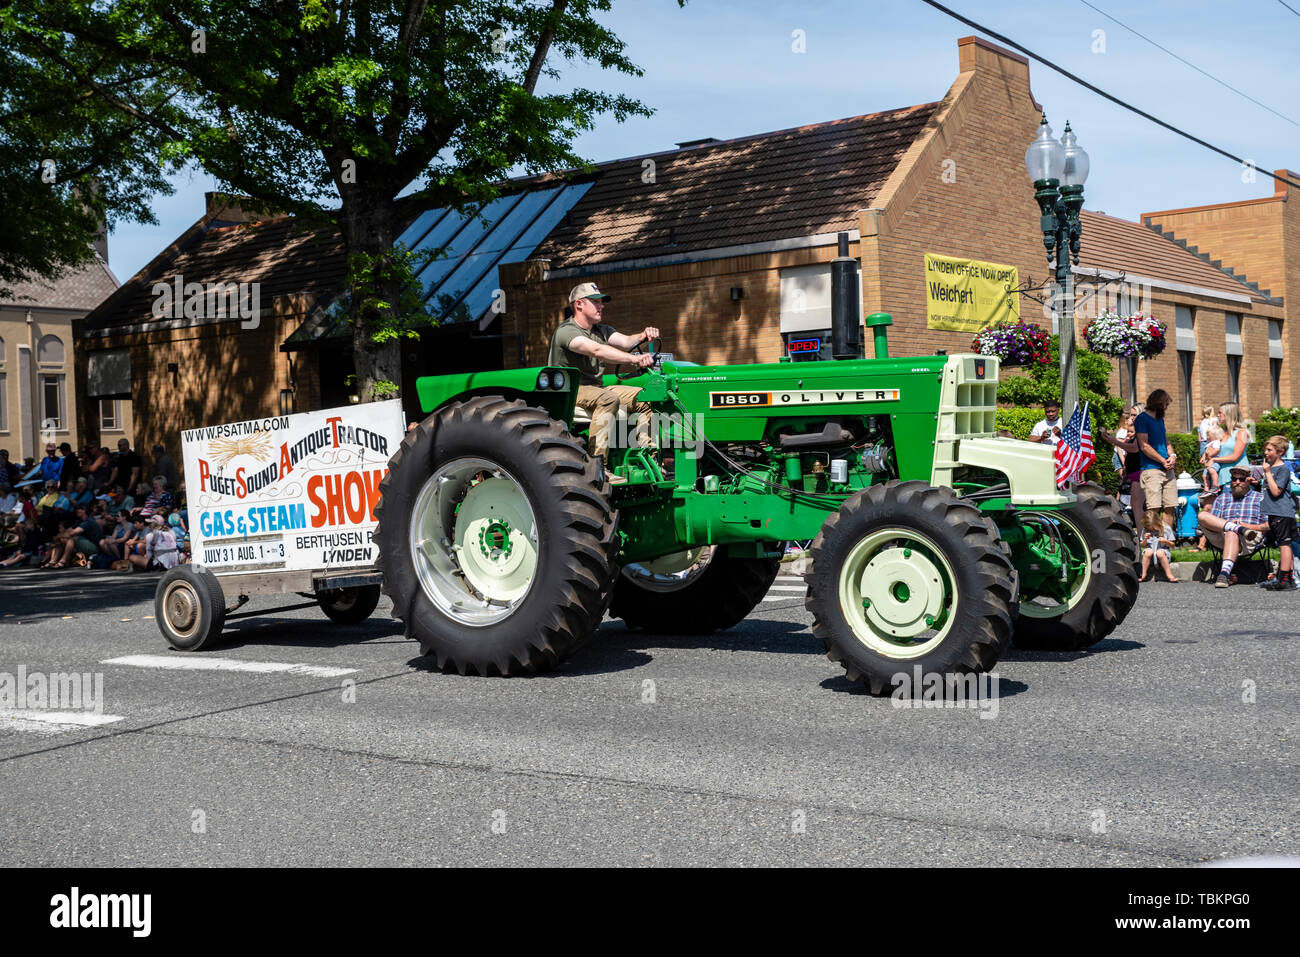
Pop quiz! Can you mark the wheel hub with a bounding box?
[857,547,946,639]
[164,582,199,634]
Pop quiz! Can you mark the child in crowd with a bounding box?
[1259,435,1297,591]
[1200,426,1224,491]
[1140,524,1179,583]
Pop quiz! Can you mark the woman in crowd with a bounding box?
[1210,402,1251,487]
[1097,404,1145,524]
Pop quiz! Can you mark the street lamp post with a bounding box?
[1025,114,1090,415]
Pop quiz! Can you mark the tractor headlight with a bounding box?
[552,371,566,390]
[537,372,550,390]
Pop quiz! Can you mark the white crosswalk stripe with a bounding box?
[767,585,806,592]
[102,655,357,678]
[0,709,125,736]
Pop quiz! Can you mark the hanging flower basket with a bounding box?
[970,320,1052,368]
[1083,311,1167,359]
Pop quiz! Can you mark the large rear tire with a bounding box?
[374,396,618,675]
[1013,482,1139,651]
[805,481,1017,694]
[609,545,781,634]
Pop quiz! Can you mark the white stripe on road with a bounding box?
[776,576,804,582]
[761,595,804,602]
[767,585,807,592]
[102,655,357,678]
[0,709,125,735]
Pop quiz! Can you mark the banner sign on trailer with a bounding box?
[180,401,405,573]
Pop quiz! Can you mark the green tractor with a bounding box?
[374,283,1137,692]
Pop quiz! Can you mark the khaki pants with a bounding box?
[576,385,652,461]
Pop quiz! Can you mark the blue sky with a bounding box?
[106,0,1300,280]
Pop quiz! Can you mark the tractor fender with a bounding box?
[952,437,1077,507]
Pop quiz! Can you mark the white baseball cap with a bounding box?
[568,282,611,303]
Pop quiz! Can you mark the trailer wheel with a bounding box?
[374,396,618,675]
[610,545,781,633]
[805,481,1017,694]
[1013,482,1139,651]
[317,584,382,625]
[155,565,227,652]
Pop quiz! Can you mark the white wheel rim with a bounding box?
[837,528,957,659]
[408,457,539,627]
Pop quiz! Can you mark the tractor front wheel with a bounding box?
[374,396,619,675]
[610,545,780,634]
[805,481,1017,694]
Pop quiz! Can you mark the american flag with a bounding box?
[1055,401,1095,488]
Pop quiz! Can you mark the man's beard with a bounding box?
[1232,484,1248,499]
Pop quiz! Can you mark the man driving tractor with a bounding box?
[548,282,660,469]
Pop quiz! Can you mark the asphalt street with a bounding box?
[0,566,1296,866]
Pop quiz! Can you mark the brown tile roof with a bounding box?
[1076,211,1277,304]
[531,103,940,268]
[0,255,119,311]
[85,217,347,331]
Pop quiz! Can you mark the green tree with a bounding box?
[2,0,678,397]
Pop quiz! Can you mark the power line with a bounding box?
[1078,0,1300,129]
[917,0,1300,191]
[1278,0,1300,19]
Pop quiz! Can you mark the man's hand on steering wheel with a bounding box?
[640,326,660,344]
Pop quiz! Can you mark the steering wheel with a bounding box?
[616,338,662,380]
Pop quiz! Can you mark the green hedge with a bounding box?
[1256,407,1300,446]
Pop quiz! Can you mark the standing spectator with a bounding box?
[1097,405,1145,523]
[0,449,19,487]
[1030,401,1063,446]
[56,442,80,491]
[1199,467,1268,587]
[38,443,64,486]
[128,515,180,571]
[1135,389,1178,534]
[1209,402,1251,486]
[108,438,143,493]
[139,477,174,518]
[152,444,178,490]
[85,446,112,492]
[1197,405,1218,458]
[1259,435,1297,591]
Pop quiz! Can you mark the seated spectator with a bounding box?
[128,514,180,571]
[1139,525,1179,583]
[0,517,44,568]
[67,477,95,508]
[0,481,17,524]
[119,514,148,567]
[35,480,72,537]
[44,504,103,568]
[138,476,174,518]
[0,449,19,487]
[167,510,189,552]
[99,485,134,516]
[1199,466,1269,587]
[98,513,134,564]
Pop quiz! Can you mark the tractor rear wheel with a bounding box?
[610,545,780,634]
[374,396,618,675]
[805,481,1017,694]
[1012,482,1139,651]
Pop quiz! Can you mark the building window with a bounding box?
[1179,351,1195,430]
[1272,358,1283,409]
[40,374,65,430]
[0,372,7,432]
[37,334,65,366]
[99,398,121,431]
[1227,355,1241,405]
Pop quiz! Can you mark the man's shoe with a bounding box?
[1214,573,1231,588]
[1262,578,1291,591]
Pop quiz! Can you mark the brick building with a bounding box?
[75,35,1293,453]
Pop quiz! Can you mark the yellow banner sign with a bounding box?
[925,253,1019,333]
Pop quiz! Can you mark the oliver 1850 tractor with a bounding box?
[374,289,1138,692]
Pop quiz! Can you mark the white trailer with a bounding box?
[153,401,405,650]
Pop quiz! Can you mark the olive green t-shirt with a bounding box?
[548,319,616,386]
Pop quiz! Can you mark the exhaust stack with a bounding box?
[830,232,860,360]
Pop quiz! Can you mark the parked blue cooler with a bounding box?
[1175,472,1201,540]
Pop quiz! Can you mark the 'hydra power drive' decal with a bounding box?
[709,389,901,408]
